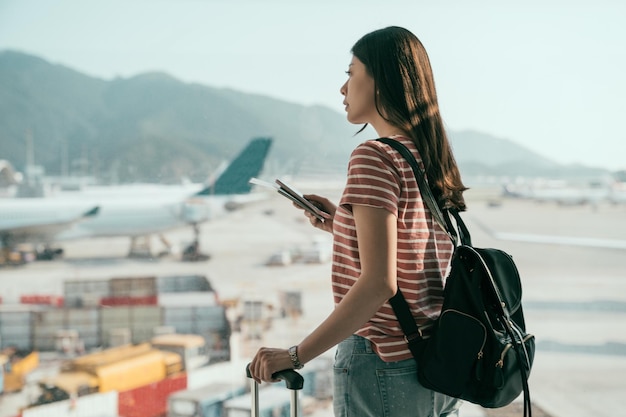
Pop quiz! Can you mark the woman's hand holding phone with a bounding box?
[248,177,335,232]
[301,194,335,233]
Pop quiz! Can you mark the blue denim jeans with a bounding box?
[333,335,462,417]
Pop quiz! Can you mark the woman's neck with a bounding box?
[371,120,409,139]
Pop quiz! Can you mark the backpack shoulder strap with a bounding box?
[377,138,472,246]
[376,138,454,242]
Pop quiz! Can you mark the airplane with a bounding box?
[0,137,273,263]
[608,180,626,205]
[501,179,611,206]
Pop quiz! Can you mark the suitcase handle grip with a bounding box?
[246,363,304,390]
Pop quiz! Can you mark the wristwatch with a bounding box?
[288,345,303,369]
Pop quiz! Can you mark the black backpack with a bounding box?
[378,138,535,417]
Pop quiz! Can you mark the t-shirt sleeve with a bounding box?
[339,141,401,216]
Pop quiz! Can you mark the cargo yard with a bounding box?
[0,187,625,417]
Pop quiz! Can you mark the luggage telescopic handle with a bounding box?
[246,363,304,390]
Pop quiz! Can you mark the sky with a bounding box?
[1,0,625,171]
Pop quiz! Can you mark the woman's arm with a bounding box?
[249,204,397,382]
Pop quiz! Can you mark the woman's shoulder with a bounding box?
[351,137,419,164]
[352,137,400,155]
[349,139,390,165]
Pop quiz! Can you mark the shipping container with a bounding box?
[162,306,231,363]
[110,276,157,297]
[46,344,182,395]
[100,295,158,306]
[67,308,100,348]
[119,372,187,417]
[33,308,100,351]
[64,279,110,308]
[100,306,132,345]
[163,306,228,333]
[68,342,152,372]
[109,327,132,347]
[100,305,161,346]
[157,275,214,293]
[97,350,170,392]
[151,334,209,371]
[20,294,64,307]
[0,306,33,349]
[159,292,218,307]
[131,305,162,343]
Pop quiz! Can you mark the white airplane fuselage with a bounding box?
[0,137,274,256]
[0,191,241,244]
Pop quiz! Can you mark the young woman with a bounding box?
[249,26,467,417]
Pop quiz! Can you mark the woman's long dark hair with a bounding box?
[352,26,467,211]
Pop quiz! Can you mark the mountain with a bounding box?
[448,130,609,180]
[0,50,609,184]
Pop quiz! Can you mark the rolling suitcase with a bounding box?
[246,364,304,417]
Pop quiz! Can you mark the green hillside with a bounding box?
[0,50,609,183]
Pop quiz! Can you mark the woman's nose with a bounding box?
[340,81,347,96]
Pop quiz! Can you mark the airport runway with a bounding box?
[1,186,625,417]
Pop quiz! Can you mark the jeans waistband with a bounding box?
[342,334,375,354]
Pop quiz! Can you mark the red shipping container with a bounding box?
[100,295,158,306]
[20,294,64,307]
[118,372,187,417]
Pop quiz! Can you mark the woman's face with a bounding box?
[340,56,377,125]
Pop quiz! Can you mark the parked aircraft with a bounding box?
[608,181,626,205]
[0,137,272,262]
[501,179,611,206]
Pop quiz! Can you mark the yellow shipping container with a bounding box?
[95,350,167,392]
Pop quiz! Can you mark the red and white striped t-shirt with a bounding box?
[332,136,454,362]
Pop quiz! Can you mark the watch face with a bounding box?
[289,346,303,369]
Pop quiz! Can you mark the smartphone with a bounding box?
[274,179,326,221]
[249,177,326,221]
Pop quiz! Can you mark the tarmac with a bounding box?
[1,184,625,417]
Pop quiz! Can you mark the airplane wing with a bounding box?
[489,232,626,250]
[0,206,100,244]
[470,216,626,250]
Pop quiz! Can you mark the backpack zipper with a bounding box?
[496,334,534,368]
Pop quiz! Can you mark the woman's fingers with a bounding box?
[250,347,292,383]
